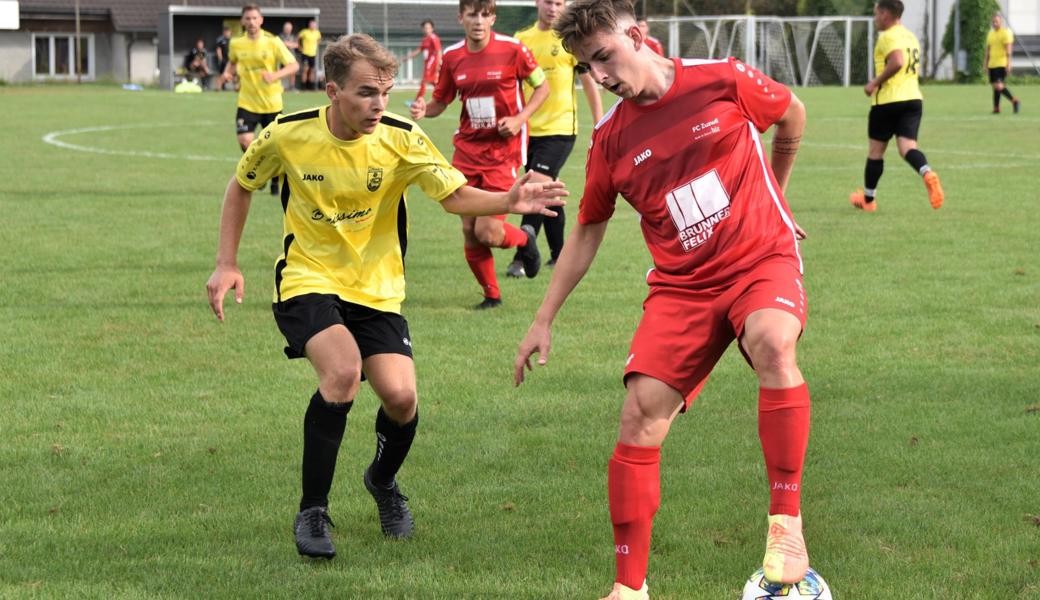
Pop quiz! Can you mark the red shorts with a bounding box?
[457,161,518,195]
[624,259,806,409]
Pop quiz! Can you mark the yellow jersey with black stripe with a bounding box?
[235,107,468,313]
[986,27,1014,68]
[873,24,922,105]
[298,28,322,58]
[229,32,297,114]
[515,23,583,136]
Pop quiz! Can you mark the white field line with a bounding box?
[42,122,236,162]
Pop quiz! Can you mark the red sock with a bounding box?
[464,245,500,300]
[608,443,660,590]
[415,81,427,102]
[758,383,810,516]
[499,222,528,249]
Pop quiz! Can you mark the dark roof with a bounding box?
[21,0,348,33]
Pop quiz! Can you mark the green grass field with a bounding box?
[1,81,1038,599]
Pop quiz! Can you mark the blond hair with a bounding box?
[323,34,399,87]
[553,0,635,54]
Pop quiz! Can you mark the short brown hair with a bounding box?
[459,0,495,15]
[553,0,635,54]
[323,34,399,87]
[876,0,903,19]
[241,3,260,16]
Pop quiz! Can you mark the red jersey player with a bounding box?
[405,19,442,103]
[514,1,811,598]
[410,0,550,309]
[637,19,664,56]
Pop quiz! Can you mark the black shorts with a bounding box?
[525,135,577,179]
[868,99,922,142]
[236,107,280,135]
[988,67,1007,84]
[272,293,413,360]
[301,55,317,69]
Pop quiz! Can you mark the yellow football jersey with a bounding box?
[229,32,297,114]
[515,23,582,137]
[236,107,468,313]
[873,24,923,105]
[986,27,1014,68]
[298,28,322,58]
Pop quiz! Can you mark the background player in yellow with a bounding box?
[984,13,1020,114]
[205,33,566,560]
[850,0,943,213]
[220,4,298,195]
[506,0,603,278]
[298,19,323,91]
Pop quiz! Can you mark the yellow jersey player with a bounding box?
[850,0,943,212]
[506,0,603,278]
[297,19,323,91]
[220,4,298,195]
[985,13,1020,114]
[205,33,566,560]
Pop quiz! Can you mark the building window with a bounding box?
[31,33,94,80]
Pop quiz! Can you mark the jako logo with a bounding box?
[633,148,652,166]
[774,296,795,308]
[303,173,324,182]
[772,482,799,491]
[615,544,630,555]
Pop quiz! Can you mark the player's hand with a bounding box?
[863,80,877,96]
[514,321,552,386]
[497,116,523,137]
[206,265,245,322]
[794,222,807,240]
[261,71,276,84]
[508,171,568,217]
[410,97,427,120]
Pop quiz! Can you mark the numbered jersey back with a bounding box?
[873,24,922,105]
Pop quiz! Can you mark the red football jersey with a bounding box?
[421,33,442,76]
[646,36,665,56]
[579,57,802,291]
[433,33,540,172]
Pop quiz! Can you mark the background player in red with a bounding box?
[410,0,550,309]
[513,1,811,598]
[406,20,443,105]
[637,18,664,56]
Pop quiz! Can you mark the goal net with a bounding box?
[645,15,874,86]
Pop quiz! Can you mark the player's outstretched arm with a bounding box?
[514,220,608,386]
[440,171,567,217]
[498,78,549,137]
[263,60,299,84]
[206,177,253,322]
[770,92,805,194]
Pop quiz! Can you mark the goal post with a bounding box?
[647,15,874,87]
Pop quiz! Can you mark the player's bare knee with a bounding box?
[320,365,362,404]
[747,330,798,375]
[379,387,417,422]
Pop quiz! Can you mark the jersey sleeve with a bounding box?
[402,125,468,201]
[876,30,897,60]
[1003,29,1014,45]
[235,122,283,191]
[731,58,791,133]
[274,37,297,65]
[228,38,238,63]
[432,57,456,104]
[515,41,540,80]
[577,132,617,224]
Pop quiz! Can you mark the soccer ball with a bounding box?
[741,568,832,599]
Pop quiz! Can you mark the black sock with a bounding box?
[904,149,930,176]
[543,205,566,261]
[368,407,418,488]
[864,158,884,200]
[1002,87,1015,101]
[994,88,1002,109]
[516,213,545,263]
[300,390,352,511]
